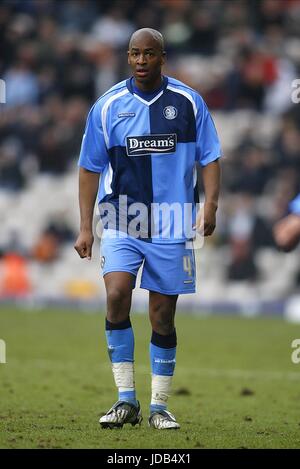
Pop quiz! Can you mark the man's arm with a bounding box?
[195,159,221,236]
[273,193,300,251]
[74,167,100,259]
[273,214,300,252]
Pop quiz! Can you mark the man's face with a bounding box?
[127,33,165,87]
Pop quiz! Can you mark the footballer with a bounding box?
[75,28,221,430]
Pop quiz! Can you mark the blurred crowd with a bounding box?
[0,0,300,297]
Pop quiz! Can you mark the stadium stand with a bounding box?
[0,0,300,315]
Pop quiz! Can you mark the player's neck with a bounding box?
[133,75,163,93]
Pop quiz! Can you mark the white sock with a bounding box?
[151,374,173,409]
[111,362,136,403]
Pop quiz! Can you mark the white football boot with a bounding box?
[148,410,180,430]
[99,400,142,429]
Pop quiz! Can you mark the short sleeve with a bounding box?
[195,95,222,167]
[289,194,300,215]
[78,100,109,173]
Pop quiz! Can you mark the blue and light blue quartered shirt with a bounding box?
[78,75,222,243]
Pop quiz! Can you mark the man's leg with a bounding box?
[100,272,141,428]
[104,272,136,404]
[139,240,196,428]
[148,291,180,429]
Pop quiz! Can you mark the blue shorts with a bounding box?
[100,234,196,295]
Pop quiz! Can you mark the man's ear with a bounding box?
[161,51,166,66]
[127,51,130,65]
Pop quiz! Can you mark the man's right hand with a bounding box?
[74,230,94,260]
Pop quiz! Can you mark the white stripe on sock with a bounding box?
[119,387,134,393]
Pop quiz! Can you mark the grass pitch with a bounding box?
[1,307,300,449]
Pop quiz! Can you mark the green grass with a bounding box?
[1,307,300,449]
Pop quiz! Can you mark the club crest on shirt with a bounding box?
[163,106,178,120]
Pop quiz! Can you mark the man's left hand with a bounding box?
[194,202,217,237]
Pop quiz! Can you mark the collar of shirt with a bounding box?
[128,76,168,101]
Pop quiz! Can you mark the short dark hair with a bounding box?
[128,28,164,52]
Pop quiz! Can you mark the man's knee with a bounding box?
[104,272,134,322]
[106,287,132,322]
[107,288,131,308]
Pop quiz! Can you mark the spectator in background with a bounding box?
[31,212,75,263]
[45,214,75,244]
[226,46,278,111]
[227,238,258,281]
[4,60,39,108]
[32,229,60,263]
[36,97,87,174]
[226,194,259,281]
[187,7,218,55]
[274,117,300,174]
[58,0,98,33]
[91,5,134,49]
[230,144,272,195]
[0,252,31,297]
[0,230,31,298]
[0,138,25,191]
